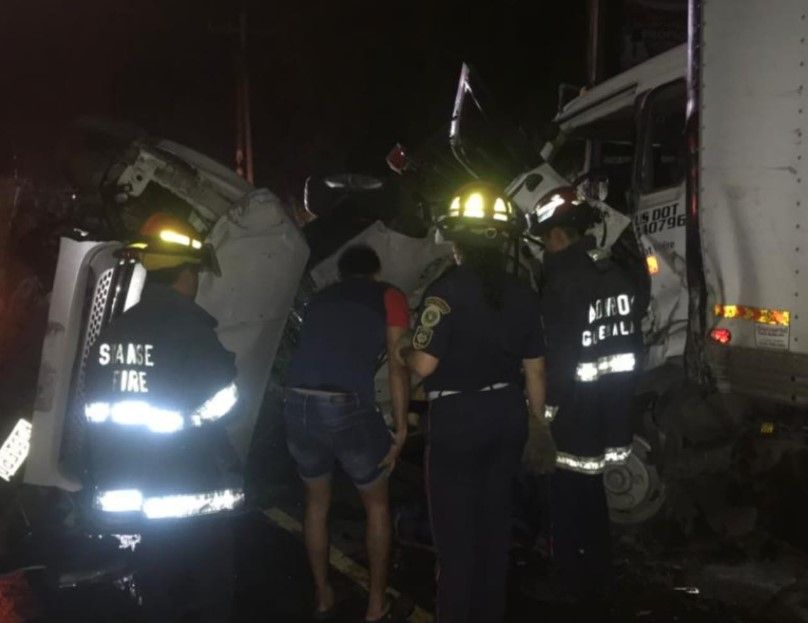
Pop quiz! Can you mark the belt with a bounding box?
[286,388,358,405]
[427,382,510,402]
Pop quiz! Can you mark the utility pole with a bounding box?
[585,0,606,174]
[586,0,606,88]
[234,9,254,184]
[210,7,255,184]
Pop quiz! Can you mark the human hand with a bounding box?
[393,331,413,367]
[378,427,408,471]
[522,416,556,475]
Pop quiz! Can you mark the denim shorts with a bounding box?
[283,389,393,489]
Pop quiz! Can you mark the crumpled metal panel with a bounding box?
[309,221,452,298]
[196,189,309,459]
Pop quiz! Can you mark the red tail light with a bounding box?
[710,328,732,345]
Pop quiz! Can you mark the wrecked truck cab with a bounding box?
[24,139,310,494]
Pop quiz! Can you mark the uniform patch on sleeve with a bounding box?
[413,296,449,349]
[420,305,443,328]
[413,326,433,350]
[424,296,451,314]
[420,295,451,330]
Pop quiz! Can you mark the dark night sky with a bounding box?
[0,0,588,197]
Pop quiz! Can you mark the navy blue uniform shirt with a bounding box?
[412,264,544,393]
[286,278,409,403]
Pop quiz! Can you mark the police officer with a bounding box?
[530,187,642,605]
[398,184,554,623]
[83,213,242,622]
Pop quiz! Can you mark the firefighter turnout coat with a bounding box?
[82,283,243,523]
[540,236,642,475]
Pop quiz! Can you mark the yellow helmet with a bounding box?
[122,213,221,276]
[437,183,522,242]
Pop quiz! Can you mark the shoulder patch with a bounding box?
[420,305,443,328]
[413,326,433,350]
[424,296,451,314]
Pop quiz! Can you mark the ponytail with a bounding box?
[455,242,508,310]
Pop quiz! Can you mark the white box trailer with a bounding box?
[697,0,808,404]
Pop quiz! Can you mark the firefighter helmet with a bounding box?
[436,183,522,244]
[529,186,601,236]
[122,213,221,276]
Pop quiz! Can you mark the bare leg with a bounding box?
[303,477,336,614]
[358,475,392,621]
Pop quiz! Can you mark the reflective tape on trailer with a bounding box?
[714,304,790,326]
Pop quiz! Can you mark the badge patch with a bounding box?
[413,326,433,350]
[421,305,443,328]
[424,296,451,314]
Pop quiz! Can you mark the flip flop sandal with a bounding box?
[313,606,337,621]
[363,603,392,623]
[364,596,415,623]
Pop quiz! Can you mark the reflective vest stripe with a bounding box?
[85,382,239,433]
[555,445,633,475]
[575,353,636,383]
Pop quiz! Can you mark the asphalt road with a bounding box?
[26,428,758,622]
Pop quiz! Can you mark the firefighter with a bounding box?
[82,213,242,622]
[529,186,642,605]
[398,184,555,623]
